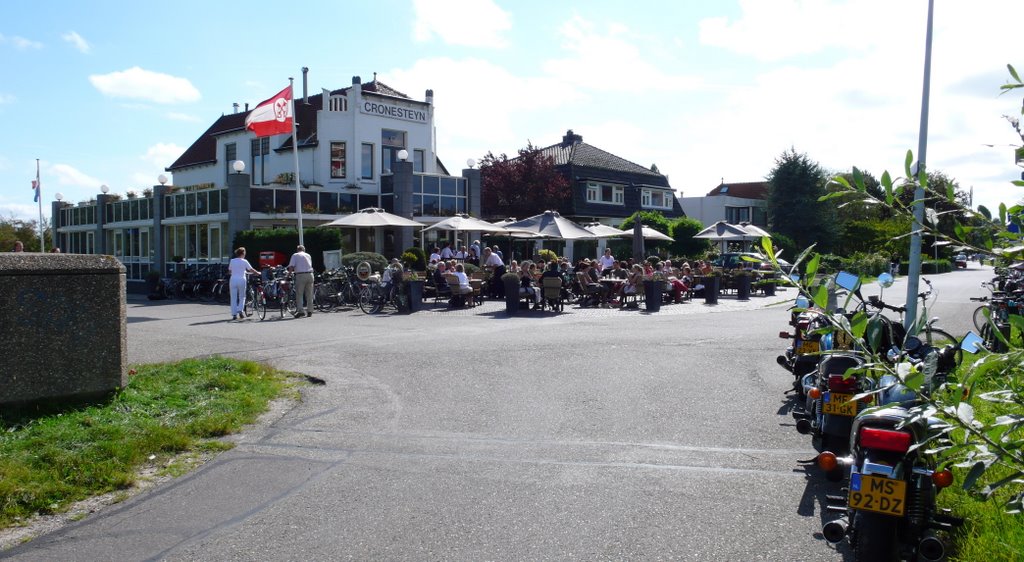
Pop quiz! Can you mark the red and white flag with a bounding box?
[245,85,293,137]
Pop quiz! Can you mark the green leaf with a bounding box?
[806,253,820,281]
[818,191,851,202]
[1013,180,1024,187]
[813,283,829,310]
[954,223,964,241]
[832,176,852,189]
[1010,63,1022,83]
[946,182,955,202]
[882,171,894,205]
[978,205,992,220]
[761,235,773,258]
[904,369,924,391]
[963,461,987,491]
[957,402,975,423]
[852,167,866,192]
[905,150,914,179]
[1000,202,1007,226]
[850,310,868,339]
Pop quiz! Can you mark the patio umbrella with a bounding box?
[693,220,749,240]
[503,211,596,240]
[624,225,674,242]
[422,213,511,234]
[322,207,423,228]
[738,222,771,240]
[584,222,631,239]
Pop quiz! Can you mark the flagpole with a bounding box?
[289,77,304,247]
[36,159,45,251]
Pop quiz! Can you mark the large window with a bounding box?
[250,138,269,185]
[361,143,374,179]
[224,142,236,182]
[414,149,425,173]
[725,206,751,224]
[381,129,407,174]
[330,141,347,179]
[586,182,624,205]
[641,189,673,210]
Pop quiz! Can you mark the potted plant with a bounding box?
[643,271,663,312]
[403,269,423,312]
[502,272,520,316]
[734,270,753,300]
[145,268,162,295]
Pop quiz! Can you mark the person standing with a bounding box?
[228,247,257,321]
[288,244,315,318]
[598,247,616,273]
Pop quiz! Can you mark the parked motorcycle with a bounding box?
[777,292,832,398]
[814,331,984,561]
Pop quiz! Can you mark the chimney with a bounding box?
[302,67,309,105]
[232,102,239,114]
[245,103,249,112]
[352,75,361,85]
[425,89,434,104]
[561,129,582,146]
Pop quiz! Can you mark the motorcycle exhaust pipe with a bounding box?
[821,517,848,544]
[796,418,813,435]
[776,355,789,369]
[918,533,946,562]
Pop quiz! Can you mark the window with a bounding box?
[725,206,751,224]
[642,189,673,210]
[225,142,236,181]
[585,182,624,205]
[381,129,406,174]
[251,138,269,185]
[361,143,374,179]
[330,141,346,179]
[414,149,425,173]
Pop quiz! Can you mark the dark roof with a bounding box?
[168,78,414,171]
[535,130,664,180]
[706,181,769,199]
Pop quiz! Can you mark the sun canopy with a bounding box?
[421,214,511,233]
[584,223,631,239]
[322,207,424,228]
[693,220,749,240]
[503,211,596,240]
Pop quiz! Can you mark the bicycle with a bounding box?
[358,266,407,314]
[244,273,267,320]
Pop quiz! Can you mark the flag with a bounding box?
[32,177,40,203]
[245,85,293,137]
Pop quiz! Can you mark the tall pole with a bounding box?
[904,0,934,334]
[36,159,45,251]
[289,77,304,247]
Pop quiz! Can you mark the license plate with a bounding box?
[849,473,906,516]
[822,392,857,416]
[797,340,819,354]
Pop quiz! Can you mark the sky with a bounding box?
[1,0,1022,224]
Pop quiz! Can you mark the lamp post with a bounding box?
[232,160,245,174]
[100,184,109,194]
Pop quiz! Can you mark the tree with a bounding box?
[610,211,672,258]
[668,216,711,258]
[766,149,837,253]
[479,143,570,219]
[1,214,50,252]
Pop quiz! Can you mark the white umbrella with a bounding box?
[504,211,596,240]
[490,218,547,238]
[738,222,771,240]
[693,220,749,240]
[626,225,674,242]
[322,207,424,228]
[584,222,631,239]
[422,213,511,233]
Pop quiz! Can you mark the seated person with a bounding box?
[432,260,448,288]
[428,247,442,264]
[620,264,644,305]
[447,263,473,307]
[611,260,629,280]
[519,264,542,309]
[576,262,609,307]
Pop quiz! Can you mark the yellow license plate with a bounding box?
[822,392,857,416]
[797,340,819,354]
[849,473,906,516]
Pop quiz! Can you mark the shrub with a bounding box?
[463,263,480,276]
[646,255,661,266]
[538,249,558,263]
[233,227,342,271]
[402,247,426,270]
[341,252,387,273]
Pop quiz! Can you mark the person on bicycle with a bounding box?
[287,245,315,318]
[228,247,257,321]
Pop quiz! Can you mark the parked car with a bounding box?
[954,254,968,268]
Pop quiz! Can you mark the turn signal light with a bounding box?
[817,452,839,472]
[932,469,954,488]
[859,394,874,405]
[808,387,822,400]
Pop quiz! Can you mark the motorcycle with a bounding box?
[815,331,984,561]
[777,291,833,398]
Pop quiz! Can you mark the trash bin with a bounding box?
[643,280,662,312]
[405,280,423,313]
[736,275,751,301]
[503,274,520,316]
[704,275,719,305]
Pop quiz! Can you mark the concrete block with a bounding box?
[0,253,127,407]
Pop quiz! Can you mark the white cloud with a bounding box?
[544,16,702,93]
[89,67,201,104]
[61,31,91,54]
[140,143,185,168]
[0,33,43,50]
[166,112,201,123]
[412,0,511,48]
[50,163,102,188]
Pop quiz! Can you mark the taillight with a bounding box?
[932,469,954,488]
[859,427,912,453]
[828,374,858,394]
[808,387,822,400]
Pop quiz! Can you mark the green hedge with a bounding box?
[897,259,952,275]
[341,252,387,273]
[233,228,342,271]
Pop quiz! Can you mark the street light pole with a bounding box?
[904,0,935,334]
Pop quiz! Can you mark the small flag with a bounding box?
[244,85,293,137]
[32,179,39,203]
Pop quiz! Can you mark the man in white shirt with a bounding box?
[287,244,315,318]
[440,242,455,260]
[598,248,616,273]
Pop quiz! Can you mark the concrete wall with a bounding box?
[0,253,127,406]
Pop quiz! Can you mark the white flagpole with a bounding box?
[289,77,304,247]
[36,159,45,251]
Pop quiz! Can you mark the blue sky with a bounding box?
[2,0,1022,223]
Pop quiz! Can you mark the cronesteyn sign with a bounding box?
[360,100,428,123]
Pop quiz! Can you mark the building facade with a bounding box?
[52,73,480,286]
[678,181,769,228]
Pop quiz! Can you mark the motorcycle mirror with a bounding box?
[795,296,810,309]
[960,331,985,354]
[789,273,801,283]
[886,346,901,362]
[877,272,894,288]
[835,271,860,292]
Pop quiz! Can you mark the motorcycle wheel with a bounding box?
[852,511,898,562]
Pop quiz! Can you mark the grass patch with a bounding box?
[0,357,298,529]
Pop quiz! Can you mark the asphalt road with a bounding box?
[1,264,995,561]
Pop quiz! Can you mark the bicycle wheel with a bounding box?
[972,305,989,331]
[314,284,334,312]
[927,327,962,367]
[243,287,254,317]
[358,284,376,314]
[254,291,267,320]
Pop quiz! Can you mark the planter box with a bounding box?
[643,280,662,312]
